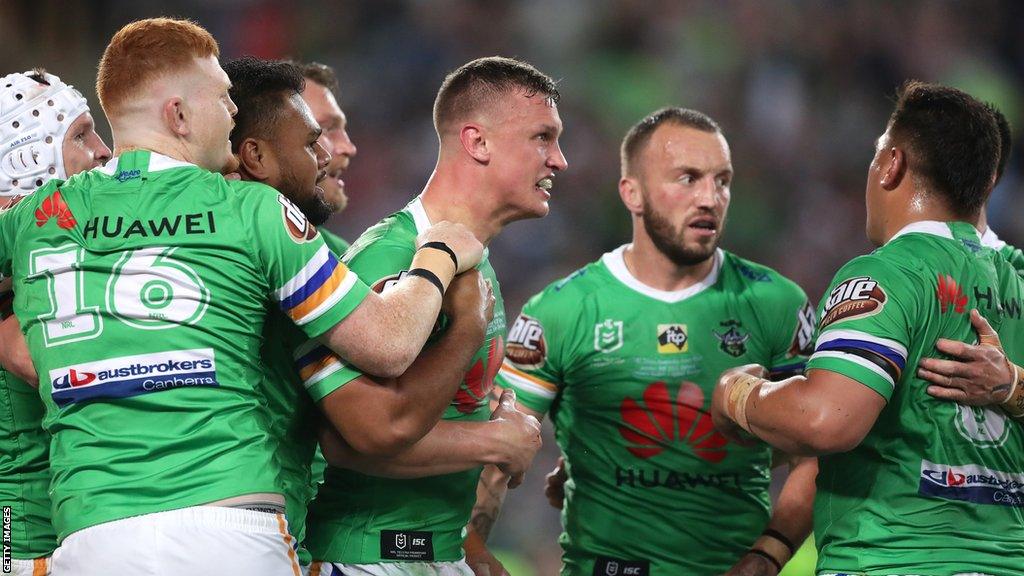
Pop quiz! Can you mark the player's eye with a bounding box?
[716,176,731,188]
[679,174,695,185]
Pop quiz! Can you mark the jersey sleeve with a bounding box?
[245,186,370,338]
[294,237,416,402]
[763,281,816,379]
[496,289,570,415]
[805,255,918,401]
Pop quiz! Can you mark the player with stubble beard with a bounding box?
[468,107,818,576]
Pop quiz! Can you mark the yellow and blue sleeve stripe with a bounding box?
[293,339,361,403]
[275,245,369,335]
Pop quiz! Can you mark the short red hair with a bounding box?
[97,17,219,115]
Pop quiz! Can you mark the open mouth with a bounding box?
[688,216,719,236]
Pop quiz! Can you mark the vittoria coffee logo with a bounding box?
[821,276,886,327]
[936,274,967,314]
[618,382,728,462]
[505,314,546,368]
[35,189,75,229]
[278,195,318,243]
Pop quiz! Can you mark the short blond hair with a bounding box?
[97,17,219,115]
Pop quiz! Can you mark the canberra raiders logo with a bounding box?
[713,320,749,357]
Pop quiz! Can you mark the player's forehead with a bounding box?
[191,55,230,91]
[302,81,344,125]
[288,92,321,137]
[495,90,562,134]
[646,123,731,172]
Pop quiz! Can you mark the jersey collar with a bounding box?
[96,150,196,177]
[407,195,431,235]
[602,244,722,303]
[406,195,490,260]
[980,226,1007,250]
[887,220,976,244]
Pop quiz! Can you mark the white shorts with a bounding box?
[51,506,301,576]
[5,557,50,576]
[308,560,473,576]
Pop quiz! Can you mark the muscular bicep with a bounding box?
[0,315,36,385]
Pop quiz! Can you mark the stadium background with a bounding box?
[3,1,1022,574]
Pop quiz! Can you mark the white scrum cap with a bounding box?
[0,70,90,196]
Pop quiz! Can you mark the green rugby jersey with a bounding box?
[305,196,507,564]
[0,150,369,540]
[0,348,57,559]
[0,276,57,559]
[982,226,1024,274]
[257,228,352,567]
[806,221,1024,575]
[499,246,813,575]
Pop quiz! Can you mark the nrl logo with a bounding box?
[395,533,407,550]
[594,319,623,353]
[714,320,749,358]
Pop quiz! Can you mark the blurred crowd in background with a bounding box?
[3,1,1022,574]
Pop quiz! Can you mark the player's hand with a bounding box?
[417,221,484,274]
[544,456,567,509]
[466,545,508,576]
[442,270,494,333]
[721,552,779,576]
[464,532,509,576]
[918,309,1015,406]
[489,389,542,488]
[711,365,765,446]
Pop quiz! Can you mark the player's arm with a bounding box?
[314,270,492,455]
[917,309,1024,422]
[316,222,483,378]
[464,390,547,576]
[0,314,36,385]
[318,389,541,478]
[712,365,885,456]
[726,454,816,575]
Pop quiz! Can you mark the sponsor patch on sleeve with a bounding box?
[820,276,886,328]
[278,195,318,243]
[505,313,547,369]
[789,300,816,356]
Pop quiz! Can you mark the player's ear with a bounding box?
[619,176,644,215]
[460,123,489,163]
[236,138,270,182]
[163,97,188,137]
[880,146,907,191]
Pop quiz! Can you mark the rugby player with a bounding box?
[468,107,818,576]
[295,61,356,252]
[0,68,110,576]
[0,18,484,576]
[916,103,1024,410]
[223,56,540,575]
[303,56,565,576]
[711,81,1024,575]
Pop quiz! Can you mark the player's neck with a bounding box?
[113,130,194,167]
[420,168,503,245]
[623,235,716,292]
[881,189,973,244]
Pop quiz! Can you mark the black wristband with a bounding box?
[761,528,796,556]
[420,241,459,271]
[747,549,783,572]
[407,268,445,296]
